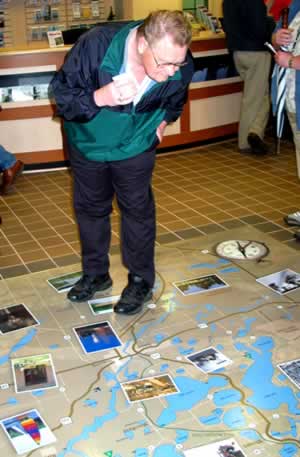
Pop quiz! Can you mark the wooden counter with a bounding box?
[0,34,242,166]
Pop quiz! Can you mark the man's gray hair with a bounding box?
[137,10,192,47]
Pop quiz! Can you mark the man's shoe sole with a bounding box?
[67,279,112,303]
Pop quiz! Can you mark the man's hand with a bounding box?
[274,28,293,47]
[156,120,168,142]
[94,76,138,107]
[275,50,292,67]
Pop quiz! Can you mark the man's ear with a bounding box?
[137,36,148,54]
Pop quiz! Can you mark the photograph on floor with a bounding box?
[121,374,179,403]
[0,304,40,334]
[11,353,58,393]
[88,295,120,315]
[184,438,247,456]
[256,269,300,295]
[186,346,233,373]
[0,409,56,455]
[277,358,300,389]
[173,274,230,296]
[73,321,122,354]
[47,271,82,293]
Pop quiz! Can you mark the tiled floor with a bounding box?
[0,135,299,279]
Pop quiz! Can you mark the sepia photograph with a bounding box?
[121,374,179,403]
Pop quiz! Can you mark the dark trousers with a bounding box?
[68,144,156,288]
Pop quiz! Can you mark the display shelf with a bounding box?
[65,0,105,27]
[0,0,13,48]
[24,0,67,44]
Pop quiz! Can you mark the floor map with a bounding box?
[0,226,299,457]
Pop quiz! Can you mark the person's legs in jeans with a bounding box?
[0,145,16,171]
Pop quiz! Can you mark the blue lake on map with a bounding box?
[156,376,228,426]
[234,337,300,415]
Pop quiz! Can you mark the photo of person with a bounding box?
[73,321,122,354]
[256,269,300,295]
[186,347,233,373]
[0,304,39,334]
[173,274,229,296]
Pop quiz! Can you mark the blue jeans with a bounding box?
[0,144,16,172]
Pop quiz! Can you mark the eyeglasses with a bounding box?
[148,42,188,68]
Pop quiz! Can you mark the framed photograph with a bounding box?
[186,346,233,373]
[47,271,81,293]
[173,274,229,296]
[73,321,122,354]
[256,269,300,295]
[88,295,120,315]
[184,438,247,456]
[0,304,39,334]
[47,30,64,48]
[278,358,300,390]
[0,409,56,455]
[11,354,58,394]
[121,374,179,403]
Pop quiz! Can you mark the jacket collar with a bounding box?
[100,21,181,82]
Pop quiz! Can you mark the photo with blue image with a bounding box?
[73,321,122,354]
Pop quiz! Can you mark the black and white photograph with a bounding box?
[186,346,233,373]
[256,269,300,295]
[278,358,300,390]
[184,438,247,456]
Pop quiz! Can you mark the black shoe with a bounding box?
[114,274,152,315]
[247,133,268,155]
[67,273,112,302]
[294,231,300,242]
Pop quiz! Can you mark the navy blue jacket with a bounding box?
[50,21,194,161]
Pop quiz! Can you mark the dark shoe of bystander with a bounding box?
[284,211,300,227]
[67,273,112,302]
[114,274,152,315]
[247,133,268,156]
[1,160,24,194]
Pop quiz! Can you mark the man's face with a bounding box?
[141,34,188,82]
